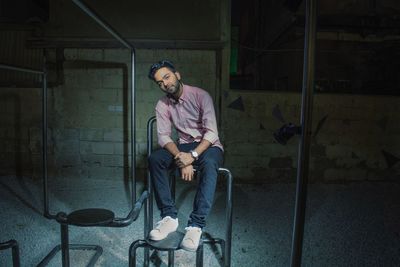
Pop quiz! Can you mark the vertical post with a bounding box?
[224,169,233,267]
[42,51,50,218]
[168,251,175,267]
[0,240,20,267]
[11,241,20,267]
[61,224,70,267]
[290,0,317,266]
[71,0,136,202]
[196,243,204,267]
[144,116,156,265]
[130,49,136,202]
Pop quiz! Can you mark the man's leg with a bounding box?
[181,146,223,251]
[148,148,177,219]
[188,147,223,228]
[148,148,180,241]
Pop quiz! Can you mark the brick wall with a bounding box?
[1,45,399,183]
[222,91,400,183]
[47,48,216,180]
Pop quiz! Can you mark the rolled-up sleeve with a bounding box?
[201,93,219,144]
[155,101,174,147]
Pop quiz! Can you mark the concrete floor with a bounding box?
[0,175,399,267]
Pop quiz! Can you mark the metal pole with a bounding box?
[290,0,317,266]
[147,117,156,229]
[71,0,136,202]
[130,49,136,202]
[225,169,233,267]
[0,64,44,74]
[11,241,20,267]
[42,52,51,218]
[71,0,133,50]
[144,116,156,266]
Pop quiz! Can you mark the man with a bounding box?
[147,60,223,252]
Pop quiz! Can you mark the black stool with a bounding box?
[129,168,232,267]
[38,193,148,267]
[128,116,233,267]
[0,239,20,267]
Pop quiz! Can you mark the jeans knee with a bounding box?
[148,149,173,169]
[148,151,164,167]
[148,153,157,166]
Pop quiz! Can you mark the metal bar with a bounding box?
[225,169,233,267]
[61,224,70,267]
[196,243,204,267]
[11,242,20,267]
[147,116,156,230]
[71,0,133,50]
[130,50,136,202]
[36,245,61,267]
[27,37,224,50]
[0,240,20,267]
[168,250,175,267]
[290,0,317,266]
[0,63,44,74]
[219,168,233,267]
[144,116,156,265]
[42,53,52,218]
[71,0,137,203]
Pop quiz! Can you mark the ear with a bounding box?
[175,71,181,81]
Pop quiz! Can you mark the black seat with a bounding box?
[66,208,115,226]
[38,192,148,267]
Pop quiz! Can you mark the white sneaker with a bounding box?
[181,226,202,252]
[149,216,179,241]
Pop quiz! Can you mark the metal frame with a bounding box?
[38,0,148,266]
[290,0,317,266]
[0,59,46,267]
[0,239,21,267]
[0,64,47,211]
[130,116,233,267]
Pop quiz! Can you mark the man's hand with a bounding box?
[175,152,194,168]
[180,164,195,181]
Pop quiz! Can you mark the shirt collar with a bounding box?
[168,83,187,104]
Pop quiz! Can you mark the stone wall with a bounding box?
[1,33,399,183]
[222,91,400,183]
[46,48,217,180]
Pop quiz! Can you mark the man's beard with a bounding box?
[166,79,181,96]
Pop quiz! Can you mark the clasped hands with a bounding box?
[175,152,195,181]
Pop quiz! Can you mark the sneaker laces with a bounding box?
[155,216,173,230]
[183,226,202,244]
[184,226,201,232]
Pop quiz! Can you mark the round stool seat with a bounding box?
[146,231,185,251]
[67,208,115,226]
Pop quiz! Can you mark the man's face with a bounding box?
[153,67,181,96]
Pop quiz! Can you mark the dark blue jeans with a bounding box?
[148,142,223,229]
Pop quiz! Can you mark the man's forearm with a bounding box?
[163,142,180,157]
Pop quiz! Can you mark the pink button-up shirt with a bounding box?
[155,84,223,151]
